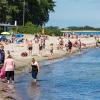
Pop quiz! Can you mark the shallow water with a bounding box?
[15,48,100,100]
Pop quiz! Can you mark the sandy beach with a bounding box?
[0,34,97,100]
[0,35,96,75]
[4,35,96,71]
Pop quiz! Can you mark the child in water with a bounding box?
[30,58,40,82]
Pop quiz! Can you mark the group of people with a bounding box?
[0,44,40,84]
[66,39,82,53]
[57,36,82,53]
[0,45,15,84]
[25,35,82,58]
[26,39,45,56]
[26,35,50,56]
[0,34,83,84]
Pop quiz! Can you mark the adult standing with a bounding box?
[0,45,5,65]
[28,40,33,55]
[39,43,43,56]
[31,58,40,82]
[68,40,72,53]
[50,43,54,55]
[4,55,15,84]
[77,39,81,52]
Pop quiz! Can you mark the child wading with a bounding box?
[31,58,40,82]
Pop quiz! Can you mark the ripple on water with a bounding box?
[15,48,100,100]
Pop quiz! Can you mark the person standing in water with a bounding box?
[31,58,40,82]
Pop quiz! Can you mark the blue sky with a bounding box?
[46,0,100,28]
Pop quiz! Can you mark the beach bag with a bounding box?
[0,65,6,79]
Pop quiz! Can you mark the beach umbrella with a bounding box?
[0,32,10,35]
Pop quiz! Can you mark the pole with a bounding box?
[23,0,25,26]
[42,24,45,34]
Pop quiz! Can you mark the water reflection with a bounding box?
[16,48,100,100]
[28,81,41,100]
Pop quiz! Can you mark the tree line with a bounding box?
[0,0,55,26]
[63,26,100,31]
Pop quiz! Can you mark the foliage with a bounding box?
[35,0,55,26]
[16,22,41,34]
[0,0,55,26]
[0,0,7,23]
[66,26,100,31]
[45,26,63,36]
[12,25,63,36]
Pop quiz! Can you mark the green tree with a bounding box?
[0,0,8,23]
[17,22,41,34]
[36,0,55,26]
[0,0,55,34]
[45,26,63,36]
[7,0,23,24]
[0,0,55,26]
[25,0,55,26]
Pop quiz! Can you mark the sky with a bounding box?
[46,0,100,28]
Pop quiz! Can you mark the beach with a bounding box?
[0,34,97,100]
[4,35,96,72]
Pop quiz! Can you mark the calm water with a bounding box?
[74,31,100,35]
[15,48,100,100]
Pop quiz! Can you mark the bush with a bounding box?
[12,23,63,36]
[16,22,41,34]
[45,26,63,36]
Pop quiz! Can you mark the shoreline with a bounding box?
[0,45,97,100]
[15,44,97,74]
[0,35,98,100]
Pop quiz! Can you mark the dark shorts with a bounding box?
[68,46,72,50]
[50,49,53,53]
[28,47,33,50]
[39,46,42,50]
[31,65,38,79]
[60,43,63,46]
[6,71,14,81]
[0,59,4,64]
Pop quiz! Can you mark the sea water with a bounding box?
[15,48,100,100]
[74,31,100,35]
